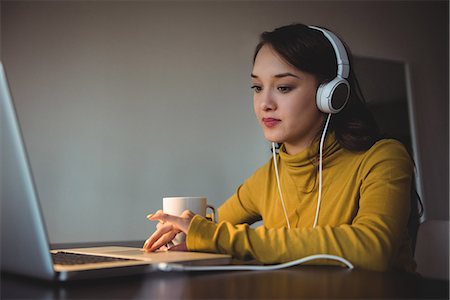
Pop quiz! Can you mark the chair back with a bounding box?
[414,220,449,280]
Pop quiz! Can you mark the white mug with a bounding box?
[162,196,216,246]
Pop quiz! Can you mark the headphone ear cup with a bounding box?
[316,83,327,113]
[316,77,350,114]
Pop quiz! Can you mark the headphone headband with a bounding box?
[308,26,350,79]
[308,25,350,114]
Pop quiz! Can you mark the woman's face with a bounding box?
[251,45,324,155]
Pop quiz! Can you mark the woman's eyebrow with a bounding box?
[274,72,300,79]
[250,72,300,79]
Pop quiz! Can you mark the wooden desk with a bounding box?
[1,241,448,299]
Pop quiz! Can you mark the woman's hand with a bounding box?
[142,210,195,252]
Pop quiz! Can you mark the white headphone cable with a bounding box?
[157,253,353,272]
[313,113,332,228]
[259,114,351,271]
[272,142,291,229]
[272,112,332,229]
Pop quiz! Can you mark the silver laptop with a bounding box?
[0,62,231,281]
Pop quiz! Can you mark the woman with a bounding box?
[143,23,415,272]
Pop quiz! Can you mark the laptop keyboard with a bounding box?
[52,251,138,265]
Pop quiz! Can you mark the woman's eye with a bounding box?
[251,85,262,93]
[278,86,293,93]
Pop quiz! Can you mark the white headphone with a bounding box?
[308,26,350,114]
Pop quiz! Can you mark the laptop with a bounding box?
[0,62,231,281]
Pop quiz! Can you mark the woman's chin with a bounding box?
[264,134,283,144]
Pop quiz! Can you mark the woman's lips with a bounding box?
[262,117,281,128]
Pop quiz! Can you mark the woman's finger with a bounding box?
[156,221,166,230]
[149,211,193,233]
[157,244,169,252]
[143,223,177,250]
[146,210,164,222]
[148,212,180,224]
[147,230,178,252]
[143,223,173,249]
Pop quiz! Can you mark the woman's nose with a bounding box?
[260,91,276,111]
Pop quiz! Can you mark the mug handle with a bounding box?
[206,205,216,223]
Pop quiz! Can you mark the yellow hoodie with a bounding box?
[186,134,415,272]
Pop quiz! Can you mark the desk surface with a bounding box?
[2,241,449,299]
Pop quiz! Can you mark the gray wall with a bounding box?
[2,1,448,243]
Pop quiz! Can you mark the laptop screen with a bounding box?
[0,62,55,280]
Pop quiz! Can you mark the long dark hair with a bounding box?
[253,23,381,152]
